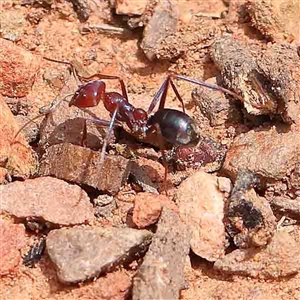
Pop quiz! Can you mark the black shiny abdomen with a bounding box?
[148,109,200,146]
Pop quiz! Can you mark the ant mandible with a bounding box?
[15,57,243,194]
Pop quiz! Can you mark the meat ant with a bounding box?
[14,57,243,194]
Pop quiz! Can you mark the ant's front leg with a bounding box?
[147,123,169,196]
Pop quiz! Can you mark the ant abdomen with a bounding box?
[149,108,200,147]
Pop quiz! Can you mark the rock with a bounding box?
[46,226,152,283]
[0,39,40,97]
[211,36,300,123]
[0,9,25,42]
[72,270,131,300]
[223,125,300,181]
[140,0,179,61]
[217,177,233,194]
[227,170,276,248]
[93,195,116,218]
[257,43,300,123]
[39,143,132,195]
[132,192,178,228]
[271,197,300,220]
[245,0,300,42]
[0,219,26,275]
[0,94,37,179]
[132,207,190,300]
[130,161,159,194]
[175,171,226,261]
[192,77,242,126]
[133,157,165,184]
[172,136,226,173]
[214,231,300,279]
[38,73,110,153]
[15,115,40,143]
[148,16,217,61]
[211,36,267,116]
[0,177,94,227]
[290,163,300,190]
[115,0,148,16]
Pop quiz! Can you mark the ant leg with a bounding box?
[13,94,73,141]
[147,78,169,114]
[43,57,81,86]
[168,79,185,113]
[172,74,244,102]
[81,119,88,147]
[13,114,44,142]
[99,105,120,166]
[44,57,129,101]
[148,123,169,195]
[78,116,122,148]
[147,76,186,115]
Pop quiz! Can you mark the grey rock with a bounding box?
[271,197,300,220]
[140,0,179,61]
[132,207,190,300]
[214,231,300,279]
[46,226,153,283]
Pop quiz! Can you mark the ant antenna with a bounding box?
[12,93,73,142]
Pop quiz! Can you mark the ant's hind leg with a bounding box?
[97,106,120,167]
[148,123,169,196]
[173,74,244,102]
[81,119,88,147]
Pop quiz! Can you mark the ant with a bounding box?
[15,57,243,194]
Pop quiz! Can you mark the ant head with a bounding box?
[131,108,148,136]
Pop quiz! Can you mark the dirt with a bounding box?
[0,0,300,299]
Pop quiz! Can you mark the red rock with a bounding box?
[0,94,37,179]
[39,143,131,195]
[175,171,226,262]
[73,270,132,300]
[132,192,178,228]
[0,219,26,275]
[0,167,8,184]
[0,177,94,226]
[0,39,40,97]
